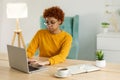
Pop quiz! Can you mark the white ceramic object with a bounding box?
[103,28,108,33]
[55,68,70,78]
[96,60,106,68]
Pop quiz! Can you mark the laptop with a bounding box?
[7,45,47,73]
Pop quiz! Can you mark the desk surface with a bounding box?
[0,53,120,80]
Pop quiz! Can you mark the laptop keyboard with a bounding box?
[67,64,101,75]
[28,65,48,72]
[29,65,39,71]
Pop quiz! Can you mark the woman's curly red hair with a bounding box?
[43,6,64,24]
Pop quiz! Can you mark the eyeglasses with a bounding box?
[44,21,58,26]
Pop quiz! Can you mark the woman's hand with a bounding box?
[32,60,50,65]
[37,61,50,66]
[30,60,50,67]
[28,58,50,68]
[28,58,37,64]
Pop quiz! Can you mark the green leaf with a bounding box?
[96,50,104,60]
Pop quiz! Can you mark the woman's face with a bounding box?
[44,17,61,33]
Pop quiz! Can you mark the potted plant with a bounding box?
[101,22,110,33]
[96,50,106,67]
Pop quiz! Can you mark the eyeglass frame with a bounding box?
[44,20,58,26]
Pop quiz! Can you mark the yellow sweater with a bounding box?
[27,29,72,65]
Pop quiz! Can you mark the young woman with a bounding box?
[27,6,72,66]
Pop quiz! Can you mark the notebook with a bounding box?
[66,64,101,75]
[7,45,47,73]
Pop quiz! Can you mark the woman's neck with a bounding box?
[53,29,61,34]
[51,29,61,34]
[48,28,61,34]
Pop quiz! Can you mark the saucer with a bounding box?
[54,73,71,78]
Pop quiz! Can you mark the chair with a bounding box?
[40,15,79,59]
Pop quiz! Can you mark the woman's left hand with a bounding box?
[30,60,50,66]
[37,61,50,66]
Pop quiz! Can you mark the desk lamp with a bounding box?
[7,3,28,49]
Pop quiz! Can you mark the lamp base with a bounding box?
[11,30,26,49]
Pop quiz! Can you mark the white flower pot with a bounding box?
[96,60,106,68]
[103,28,108,33]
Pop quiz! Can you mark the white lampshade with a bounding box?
[7,3,28,18]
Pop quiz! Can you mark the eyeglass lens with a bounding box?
[44,21,57,25]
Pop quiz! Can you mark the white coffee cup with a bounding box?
[56,68,69,77]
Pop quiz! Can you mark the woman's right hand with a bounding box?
[28,58,37,64]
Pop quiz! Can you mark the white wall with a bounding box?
[0,0,41,53]
[0,0,3,53]
[0,0,106,60]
